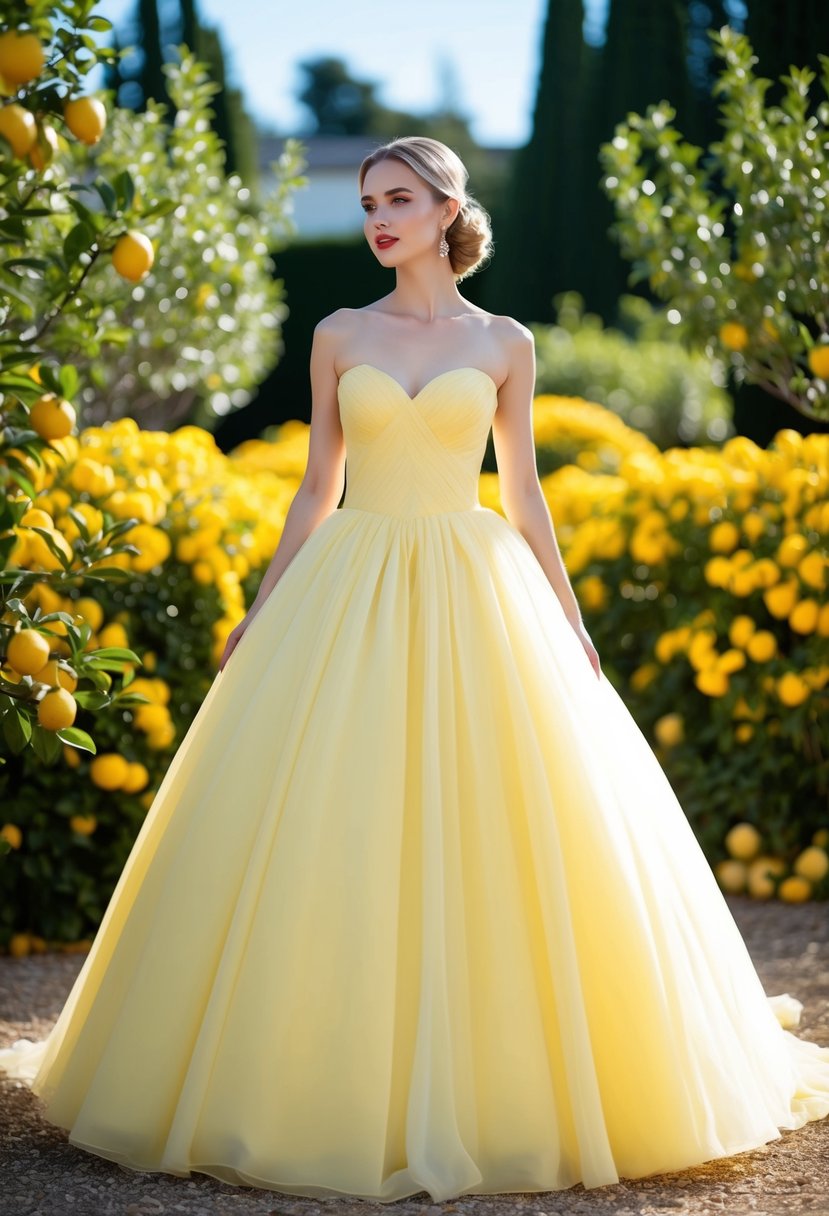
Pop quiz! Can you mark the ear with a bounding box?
[444,198,461,226]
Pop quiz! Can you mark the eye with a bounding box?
[362,197,408,212]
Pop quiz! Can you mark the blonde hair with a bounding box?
[358,136,493,283]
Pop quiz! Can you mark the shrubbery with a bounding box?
[532,292,734,449]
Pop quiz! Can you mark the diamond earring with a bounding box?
[438,228,449,258]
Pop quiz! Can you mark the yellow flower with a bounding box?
[704,556,732,588]
[789,598,819,634]
[576,574,609,612]
[709,520,740,553]
[728,615,756,648]
[735,722,754,743]
[798,551,826,591]
[818,604,829,638]
[717,648,746,674]
[776,533,809,567]
[654,713,684,748]
[763,579,798,619]
[733,695,765,722]
[630,663,660,692]
[719,321,750,351]
[776,672,810,707]
[746,630,777,662]
[741,512,766,543]
[695,667,729,697]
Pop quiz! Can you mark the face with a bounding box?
[360,158,458,268]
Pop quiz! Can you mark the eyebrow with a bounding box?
[360,186,414,202]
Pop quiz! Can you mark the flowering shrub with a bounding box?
[600,26,829,423]
[0,416,305,950]
[487,398,828,902]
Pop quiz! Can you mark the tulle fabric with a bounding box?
[2,366,828,1202]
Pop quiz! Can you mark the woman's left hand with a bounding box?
[571,618,602,680]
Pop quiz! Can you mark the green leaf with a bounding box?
[93,179,117,215]
[113,170,135,212]
[63,221,96,264]
[1,706,32,755]
[55,727,96,753]
[29,723,63,765]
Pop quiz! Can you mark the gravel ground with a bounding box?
[1,893,828,1216]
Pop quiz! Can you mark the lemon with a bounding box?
[98,622,129,648]
[29,393,76,440]
[714,859,747,894]
[0,824,22,849]
[0,102,37,157]
[27,528,73,572]
[747,855,786,899]
[122,762,150,793]
[37,687,77,730]
[725,822,762,862]
[0,30,45,85]
[778,875,811,903]
[35,658,78,692]
[62,743,81,768]
[793,846,828,883]
[69,813,97,836]
[8,933,31,958]
[111,230,154,282]
[28,122,59,171]
[62,95,107,145]
[719,321,749,351]
[89,753,129,790]
[20,507,54,530]
[6,628,50,675]
[73,597,104,631]
[807,345,829,380]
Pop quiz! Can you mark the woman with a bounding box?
[2,135,828,1203]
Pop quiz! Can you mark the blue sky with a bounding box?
[90,0,609,147]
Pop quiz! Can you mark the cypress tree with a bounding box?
[485,0,587,325]
[585,0,693,324]
[136,0,172,115]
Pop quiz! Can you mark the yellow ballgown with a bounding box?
[1,364,828,1202]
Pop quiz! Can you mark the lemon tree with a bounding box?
[599,26,829,423]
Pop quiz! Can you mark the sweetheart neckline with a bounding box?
[337,363,498,400]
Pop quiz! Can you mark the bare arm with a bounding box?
[491,322,584,629]
[246,315,347,619]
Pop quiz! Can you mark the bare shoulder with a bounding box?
[313,307,354,336]
[491,313,534,346]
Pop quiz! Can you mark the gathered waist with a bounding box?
[337,504,489,522]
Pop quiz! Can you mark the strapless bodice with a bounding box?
[337,364,498,517]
